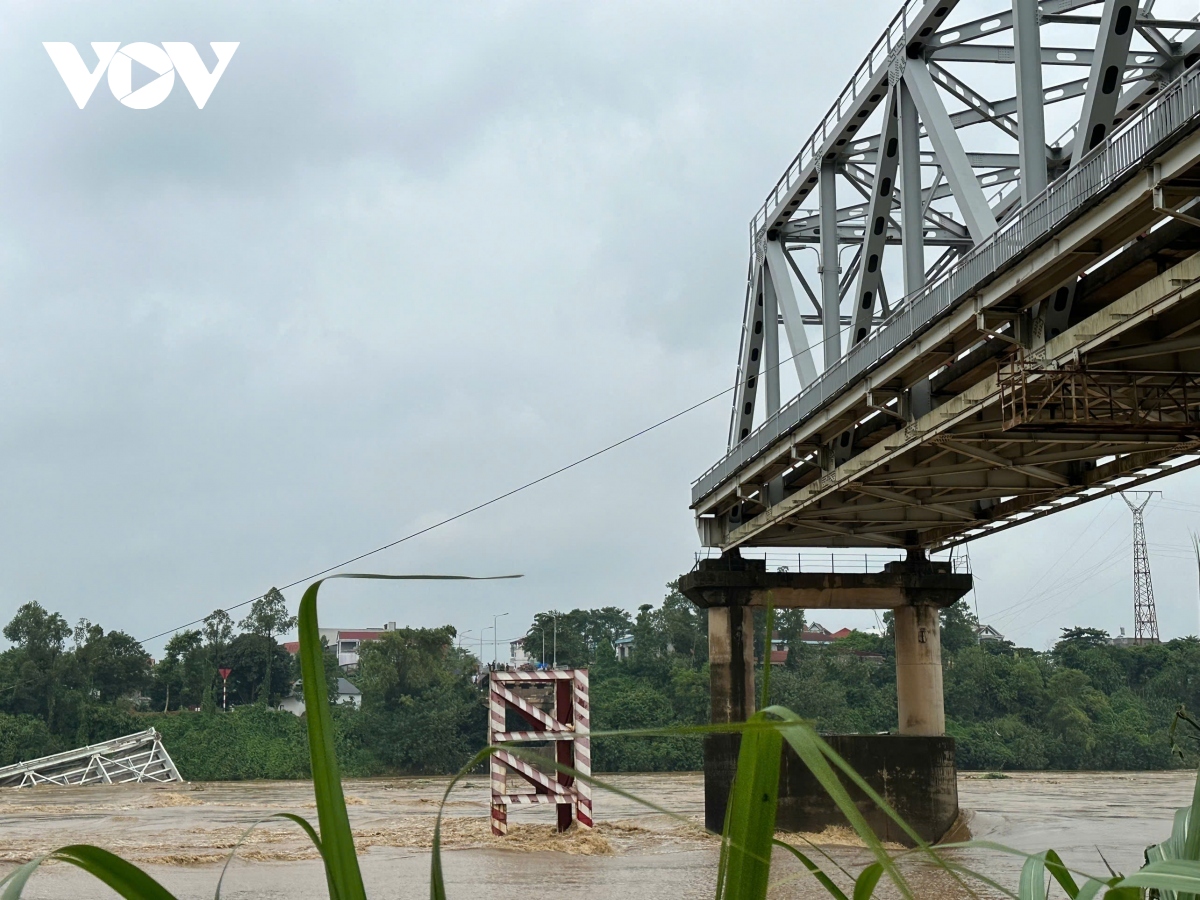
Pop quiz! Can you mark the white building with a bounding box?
[615,634,634,660]
[278,678,363,716]
[283,622,398,669]
[975,624,1006,643]
[509,639,534,668]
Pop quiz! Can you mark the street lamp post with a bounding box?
[551,613,558,668]
[479,626,492,670]
[493,612,509,668]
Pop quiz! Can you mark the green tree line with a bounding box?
[2,590,1198,778]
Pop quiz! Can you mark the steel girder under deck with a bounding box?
[722,251,1200,550]
[699,214,1200,548]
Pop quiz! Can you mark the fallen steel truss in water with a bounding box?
[0,728,182,788]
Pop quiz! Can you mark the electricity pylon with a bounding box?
[1122,492,1160,644]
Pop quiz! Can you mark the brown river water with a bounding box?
[0,771,1194,898]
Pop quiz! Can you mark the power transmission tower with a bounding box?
[1122,492,1160,644]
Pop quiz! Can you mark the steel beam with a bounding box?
[765,240,818,388]
[819,161,841,367]
[752,0,964,235]
[730,265,767,444]
[1013,0,1049,203]
[929,45,1166,68]
[1071,0,1138,164]
[899,80,925,297]
[763,254,780,416]
[927,63,1019,141]
[0,730,182,788]
[903,59,999,242]
[851,87,901,347]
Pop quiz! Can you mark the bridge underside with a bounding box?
[696,129,1200,551]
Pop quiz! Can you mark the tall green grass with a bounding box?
[4,573,1200,900]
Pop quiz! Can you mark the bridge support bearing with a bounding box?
[681,553,968,840]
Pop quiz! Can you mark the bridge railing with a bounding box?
[748,0,928,238]
[695,61,1200,507]
[693,548,970,574]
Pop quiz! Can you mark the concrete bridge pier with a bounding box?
[678,552,969,843]
[704,605,755,828]
[894,602,945,736]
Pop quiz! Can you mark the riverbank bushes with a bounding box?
[2,592,1199,777]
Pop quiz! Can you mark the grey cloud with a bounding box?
[0,0,1193,656]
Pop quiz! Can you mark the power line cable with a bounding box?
[984,498,1119,625]
[135,344,821,647]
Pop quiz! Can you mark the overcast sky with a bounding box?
[1,1,1198,661]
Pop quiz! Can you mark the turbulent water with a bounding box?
[0,771,1193,899]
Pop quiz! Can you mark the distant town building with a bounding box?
[769,631,788,666]
[615,634,635,661]
[798,623,853,644]
[768,628,883,667]
[509,639,534,668]
[281,622,398,669]
[278,678,363,716]
[1110,627,1159,648]
[975,624,1006,643]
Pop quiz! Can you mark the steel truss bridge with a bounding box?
[693,0,1200,552]
[0,729,182,789]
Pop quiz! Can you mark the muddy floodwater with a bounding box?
[0,771,1194,898]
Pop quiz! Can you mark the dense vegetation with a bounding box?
[1,588,1198,777]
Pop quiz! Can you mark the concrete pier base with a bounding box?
[705,734,959,845]
[682,550,968,841]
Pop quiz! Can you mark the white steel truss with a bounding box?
[728,0,1200,449]
[0,729,182,789]
[702,0,1200,552]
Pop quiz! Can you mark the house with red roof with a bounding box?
[281,622,398,669]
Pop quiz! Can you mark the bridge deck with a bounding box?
[694,62,1200,550]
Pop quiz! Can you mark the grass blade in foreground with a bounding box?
[1018,853,1049,900]
[770,841,850,900]
[762,709,915,899]
[0,846,179,900]
[716,712,782,900]
[214,812,327,900]
[297,573,520,900]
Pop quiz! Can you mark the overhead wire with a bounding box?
[982,496,1120,625]
[0,324,816,698]
[135,341,827,646]
[134,302,881,647]
[988,525,1129,630]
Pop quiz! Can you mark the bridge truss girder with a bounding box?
[728,0,1200,452]
[0,729,182,789]
[698,106,1200,550]
[709,247,1200,550]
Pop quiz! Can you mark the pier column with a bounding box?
[679,553,966,838]
[705,604,755,831]
[709,605,756,724]
[894,603,945,736]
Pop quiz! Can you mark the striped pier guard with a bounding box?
[488,668,591,835]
